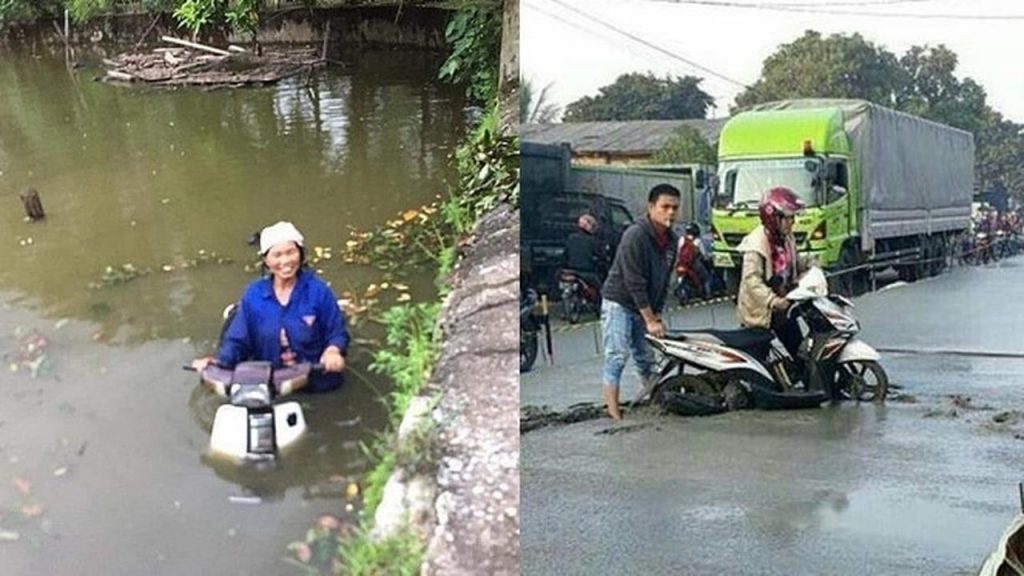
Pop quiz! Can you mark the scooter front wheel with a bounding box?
[564,297,582,324]
[520,330,539,373]
[836,360,889,403]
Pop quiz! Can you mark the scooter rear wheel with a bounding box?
[835,360,888,403]
[651,374,727,416]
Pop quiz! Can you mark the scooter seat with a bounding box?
[664,328,774,357]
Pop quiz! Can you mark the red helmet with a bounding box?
[759,186,804,241]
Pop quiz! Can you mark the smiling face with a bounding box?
[263,242,302,281]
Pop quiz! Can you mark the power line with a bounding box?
[526,0,734,94]
[648,0,1024,19]
[545,0,750,88]
[753,0,941,6]
[524,0,653,59]
[523,0,736,117]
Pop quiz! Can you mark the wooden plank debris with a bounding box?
[102,37,325,89]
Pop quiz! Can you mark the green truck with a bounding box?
[711,99,975,294]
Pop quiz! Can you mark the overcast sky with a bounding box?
[521,0,1024,123]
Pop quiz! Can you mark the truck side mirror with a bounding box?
[825,161,839,183]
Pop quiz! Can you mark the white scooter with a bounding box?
[189,360,318,461]
[646,267,888,414]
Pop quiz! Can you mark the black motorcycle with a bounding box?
[520,288,540,373]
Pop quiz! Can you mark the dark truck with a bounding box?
[521,190,634,295]
[522,141,714,294]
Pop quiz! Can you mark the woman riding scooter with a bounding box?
[736,187,811,366]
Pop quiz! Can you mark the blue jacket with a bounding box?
[217,270,349,392]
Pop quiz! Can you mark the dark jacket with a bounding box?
[602,217,678,314]
[565,231,600,272]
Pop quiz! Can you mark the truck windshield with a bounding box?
[719,158,820,208]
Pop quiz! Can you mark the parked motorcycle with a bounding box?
[520,288,540,373]
[673,263,713,305]
[645,268,888,415]
[558,269,600,324]
[976,232,996,264]
[994,229,1018,259]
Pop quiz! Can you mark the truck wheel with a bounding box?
[929,236,947,276]
[832,244,864,297]
[898,240,925,282]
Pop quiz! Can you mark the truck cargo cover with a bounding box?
[746,99,975,248]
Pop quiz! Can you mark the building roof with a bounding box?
[521,119,727,156]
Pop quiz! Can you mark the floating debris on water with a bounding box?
[345,482,360,499]
[10,330,52,379]
[89,250,234,289]
[20,504,43,518]
[13,477,31,496]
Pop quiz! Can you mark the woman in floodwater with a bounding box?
[192,221,349,392]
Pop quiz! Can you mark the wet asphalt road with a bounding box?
[521,259,1024,575]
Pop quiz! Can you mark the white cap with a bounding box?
[259,221,304,255]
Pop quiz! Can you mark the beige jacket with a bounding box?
[735,225,805,328]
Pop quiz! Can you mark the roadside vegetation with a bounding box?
[283,1,517,573]
[559,30,1024,202]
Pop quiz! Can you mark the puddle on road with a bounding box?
[815,486,1007,559]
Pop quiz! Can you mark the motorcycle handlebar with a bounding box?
[183,362,326,372]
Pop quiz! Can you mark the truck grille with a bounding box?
[723,233,744,246]
[723,232,808,247]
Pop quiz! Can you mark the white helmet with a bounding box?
[259,221,305,255]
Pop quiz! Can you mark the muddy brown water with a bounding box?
[0,47,465,574]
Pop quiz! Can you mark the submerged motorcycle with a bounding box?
[646,268,888,414]
[187,304,323,462]
[190,360,319,461]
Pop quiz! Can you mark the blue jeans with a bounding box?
[601,300,654,389]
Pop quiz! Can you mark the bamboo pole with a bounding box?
[160,36,232,56]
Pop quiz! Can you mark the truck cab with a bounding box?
[711,107,857,289]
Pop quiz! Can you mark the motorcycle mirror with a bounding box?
[786,267,827,300]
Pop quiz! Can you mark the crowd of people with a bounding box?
[963,205,1024,263]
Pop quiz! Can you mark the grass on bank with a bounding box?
[288,102,518,575]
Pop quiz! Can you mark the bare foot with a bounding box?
[603,386,622,420]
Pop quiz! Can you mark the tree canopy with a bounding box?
[649,125,716,166]
[563,72,714,122]
[735,30,1024,199]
